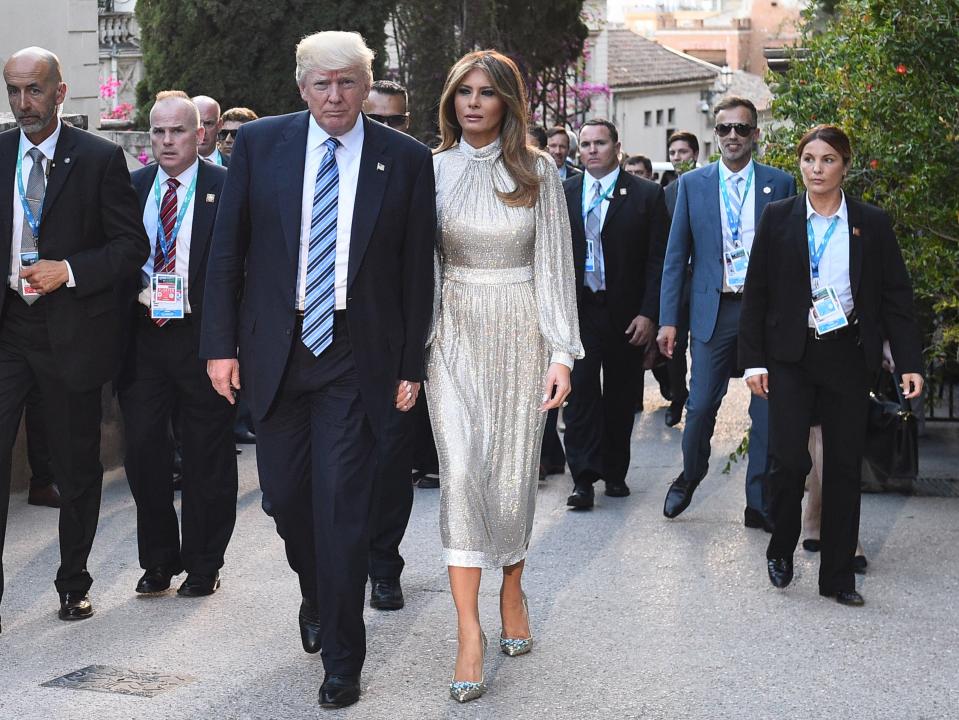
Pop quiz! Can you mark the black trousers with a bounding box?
[411,390,438,475]
[666,291,691,402]
[368,401,415,581]
[564,295,642,487]
[255,315,375,677]
[118,312,238,574]
[540,408,566,470]
[25,383,55,488]
[0,291,104,604]
[766,331,869,594]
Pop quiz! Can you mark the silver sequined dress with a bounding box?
[427,138,583,568]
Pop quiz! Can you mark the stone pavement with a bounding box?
[1,380,957,720]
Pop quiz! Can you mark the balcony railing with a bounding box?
[99,12,139,48]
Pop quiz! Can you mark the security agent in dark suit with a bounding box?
[563,119,668,509]
[739,125,922,606]
[0,47,149,630]
[192,95,228,168]
[200,32,435,709]
[117,92,237,599]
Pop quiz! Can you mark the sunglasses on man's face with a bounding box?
[715,123,755,138]
[367,113,409,129]
[217,128,238,141]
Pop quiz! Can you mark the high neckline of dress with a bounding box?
[458,135,502,161]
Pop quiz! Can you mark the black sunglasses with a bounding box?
[715,123,755,138]
[217,128,238,141]
[367,113,409,129]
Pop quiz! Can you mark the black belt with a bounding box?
[582,288,607,306]
[720,292,743,301]
[294,308,348,330]
[807,321,859,341]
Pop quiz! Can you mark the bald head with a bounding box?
[150,93,204,176]
[4,46,66,141]
[192,95,222,156]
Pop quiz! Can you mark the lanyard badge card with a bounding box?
[151,273,184,319]
[17,150,43,297]
[723,246,749,288]
[807,215,848,335]
[720,167,753,289]
[583,180,615,274]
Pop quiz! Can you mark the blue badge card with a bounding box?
[723,246,749,288]
[811,286,848,335]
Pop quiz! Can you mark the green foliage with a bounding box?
[389,0,587,142]
[764,0,959,362]
[135,0,392,126]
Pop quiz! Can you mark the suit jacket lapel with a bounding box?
[347,115,389,290]
[703,163,722,257]
[753,162,775,219]
[0,131,17,278]
[846,196,864,299]
[189,161,218,292]
[791,193,812,298]
[601,170,630,231]
[40,123,79,218]
[566,174,586,242]
[275,112,309,273]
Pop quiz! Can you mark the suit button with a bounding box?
[285,328,291,336]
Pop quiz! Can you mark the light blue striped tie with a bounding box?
[302,137,340,356]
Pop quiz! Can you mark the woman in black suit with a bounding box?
[738,125,923,606]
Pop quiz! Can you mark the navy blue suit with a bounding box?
[200,111,435,677]
[660,160,795,515]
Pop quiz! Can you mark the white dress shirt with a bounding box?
[138,160,199,313]
[200,148,224,166]
[718,158,756,293]
[582,166,620,292]
[743,192,853,381]
[297,114,363,311]
[9,120,77,290]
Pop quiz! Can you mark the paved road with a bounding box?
[1,380,957,719]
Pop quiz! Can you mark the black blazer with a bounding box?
[0,123,150,390]
[664,179,679,220]
[199,112,436,433]
[116,160,227,377]
[564,169,668,331]
[738,193,922,375]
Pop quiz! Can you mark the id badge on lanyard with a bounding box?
[17,150,44,296]
[583,179,615,273]
[807,215,847,335]
[151,273,184,319]
[723,246,749,288]
[720,167,753,288]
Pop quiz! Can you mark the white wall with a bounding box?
[611,84,715,162]
[1,0,100,123]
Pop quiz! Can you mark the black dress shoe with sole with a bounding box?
[566,486,594,509]
[135,564,183,594]
[417,473,440,489]
[58,591,94,621]
[370,578,404,610]
[744,507,774,533]
[664,395,687,427]
[318,674,361,708]
[28,483,60,508]
[852,555,868,574]
[663,473,698,518]
[299,598,322,654]
[234,429,256,444]
[177,571,220,597]
[802,538,821,552]
[767,557,793,588]
[821,588,865,606]
[604,482,630,498]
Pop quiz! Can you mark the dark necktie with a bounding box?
[19,147,46,304]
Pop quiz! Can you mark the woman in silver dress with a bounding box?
[426,50,583,702]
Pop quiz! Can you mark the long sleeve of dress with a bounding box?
[533,156,585,368]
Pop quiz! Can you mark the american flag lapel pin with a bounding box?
[206,193,216,203]
[619,187,627,195]
[376,162,385,172]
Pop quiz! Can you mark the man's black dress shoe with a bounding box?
[58,591,94,621]
[28,483,60,508]
[234,429,256,444]
[744,507,774,533]
[318,674,361,709]
[664,394,687,427]
[370,578,404,610]
[802,538,821,552]
[853,555,868,574]
[604,482,630,498]
[417,473,440,489]
[821,588,865,606]
[767,557,793,588]
[566,486,594,509]
[663,473,698,518]
[135,564,183,594]
[299,598,322,654]
[177,571,220,597]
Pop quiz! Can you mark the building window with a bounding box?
[656,109,663,125]
[668,108,676,124]
[644,111,652,127]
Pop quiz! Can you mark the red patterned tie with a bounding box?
[153,178,180,326]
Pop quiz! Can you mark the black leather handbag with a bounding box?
[862,372,919,492]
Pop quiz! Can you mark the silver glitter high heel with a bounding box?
[499,592,533,656]
[449,631,488,703]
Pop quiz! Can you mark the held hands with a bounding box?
[20,260,69,294]
[208,359,241,405]
[657,325,678,359]
[901,373,923,400]
[746,373,769,399]
[625,315,655,347]
[541,362,572,412]
[395,380,421,412]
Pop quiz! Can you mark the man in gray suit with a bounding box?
[657,97,796,528]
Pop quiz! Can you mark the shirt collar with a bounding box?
[718,157,754,183]
[805,190,848,222]
[19,118,62,160]
[157,158,199,187]
[308,112,364,154]
[200,148,221,163]
[584,165,620,193]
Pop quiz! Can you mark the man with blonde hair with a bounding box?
[201,31,435,708]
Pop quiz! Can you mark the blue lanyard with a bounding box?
[153,172,197,265]
[806,215,840,281]
[16,149,44,240]
[582,171,618,220]
[719,165,754,248]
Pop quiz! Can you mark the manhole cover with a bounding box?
[42,665,194,697]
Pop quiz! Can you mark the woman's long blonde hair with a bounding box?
[435,50,541,208]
